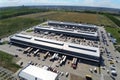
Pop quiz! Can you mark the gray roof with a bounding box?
[35,26,98,37]
[11,34,100,59]
[48,20,97,28]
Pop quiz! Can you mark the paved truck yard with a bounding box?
[0,44,100,80]
[0,20,120,80]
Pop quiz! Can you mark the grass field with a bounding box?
[18,11,57,18]
[99,15,118,27]
[19,11,116,27]
[0,51,21,72]
[0,17,45,38]
[114,16,120,20]
[19,12,100,24]
[0,7,49,19]
[105,27,120,44]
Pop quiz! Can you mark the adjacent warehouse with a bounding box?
[18,65,58,80]
[47,20,97,30]
[34,26,99,40]
[10,34,100,62]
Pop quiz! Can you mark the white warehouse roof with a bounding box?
[18,65,58,80]
[35,26,98,37]
[48,20,97,28]
[10,34,100,62]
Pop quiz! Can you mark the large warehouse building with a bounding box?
[47,20,97,30]
[35,20,99,40]
[18,65,58,80]
[10,34,100,62]
[34,26,99,40]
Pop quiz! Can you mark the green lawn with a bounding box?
[0,17,45,38]
[0,51,21,72]
[105,27,120,45]
[114,16,120,20]
[0,7,49,19]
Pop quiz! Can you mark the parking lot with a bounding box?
[98,26,120,80]
[0,67,17,80]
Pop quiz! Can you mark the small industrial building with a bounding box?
[10,34,100,62]
[18,65,58,80]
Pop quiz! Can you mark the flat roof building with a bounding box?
[18,65,58,80]
[10,34,100,62]
[34,26,99,40]
[47,20,97,29]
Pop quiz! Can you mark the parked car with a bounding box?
[65,72,69,77]
[111,70,117,76]
[16,48,22,51]
[20,62,23,66]
[86,75,92,80]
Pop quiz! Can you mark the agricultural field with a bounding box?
[0,51,21,72]
[18,11,57,18]
[19,11,116,27]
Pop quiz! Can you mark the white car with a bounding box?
[110,65,116,70]
[94,67,97,72]
[65,72,69,77]
[89,68,93,72]
[107,70,109,74]
[111,70,117,76]
[61,72,64,76]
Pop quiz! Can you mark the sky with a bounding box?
[0,0,120,9]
